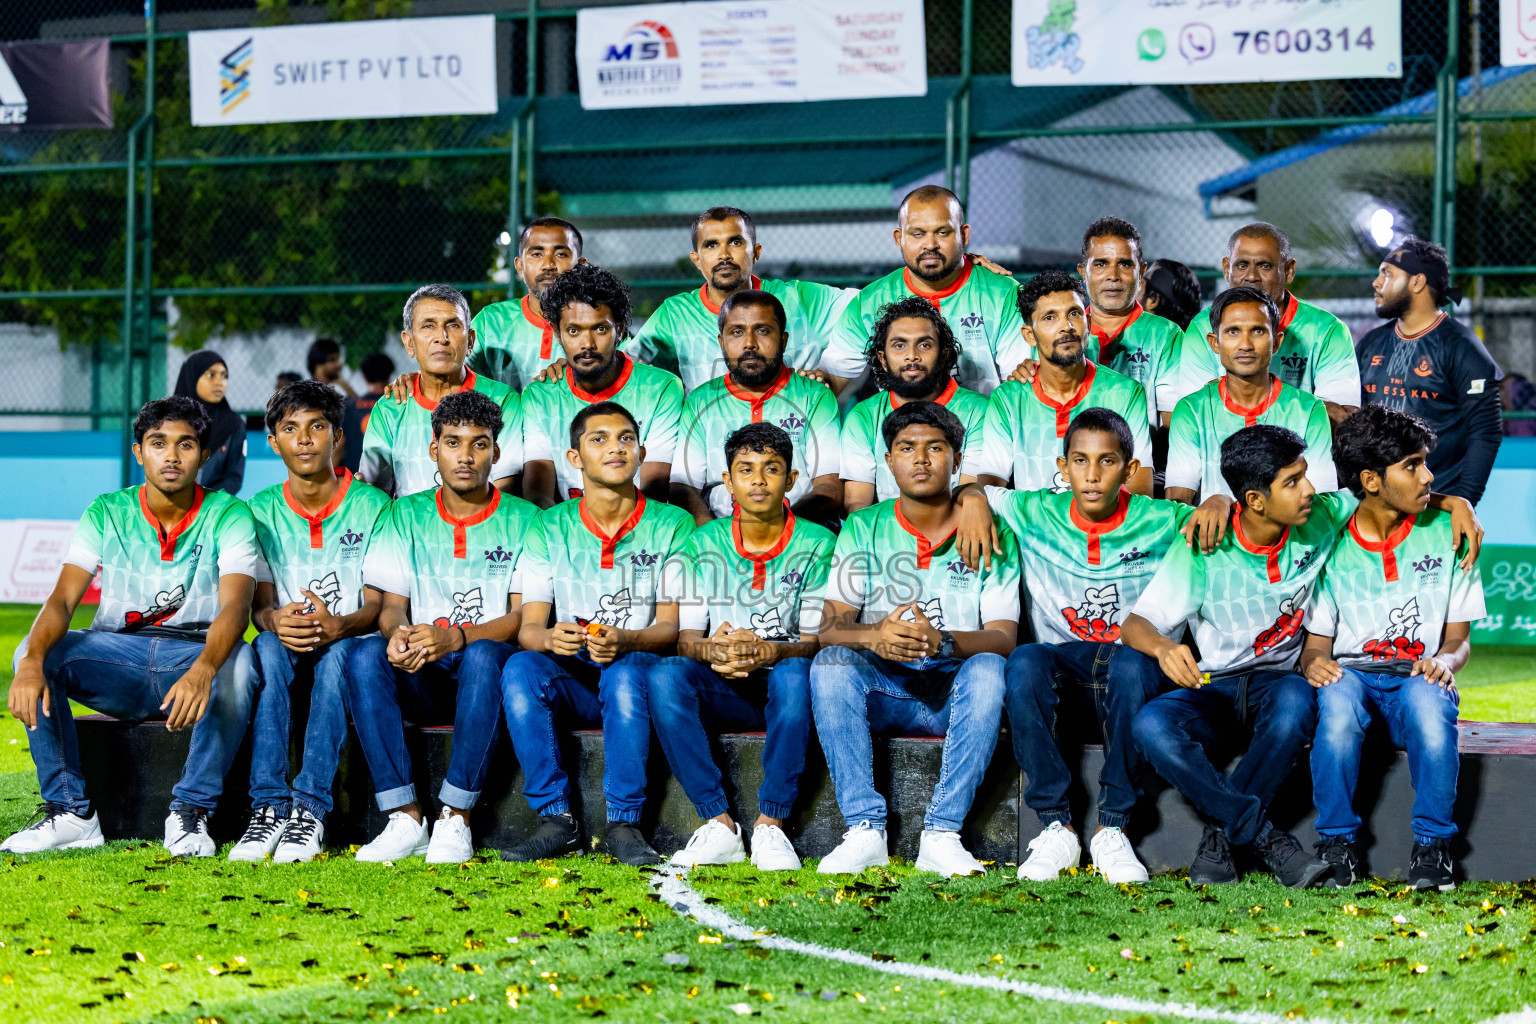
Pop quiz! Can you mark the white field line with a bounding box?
[652,868,1346,1024]
[1475,1010,1536,1024]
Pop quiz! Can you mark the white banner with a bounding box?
[0,520,81,604]
[1502,0,1536,66]
[576,0,926,110]
[1011,0,1401,86]
[188,16,497,126]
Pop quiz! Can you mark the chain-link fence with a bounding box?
[1,0,1532,447]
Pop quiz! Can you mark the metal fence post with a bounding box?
[1431,0,1459,263]
[119,0,157,487]
[524,0,539,226]
[957,0,974,210]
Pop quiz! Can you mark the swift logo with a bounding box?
[0,53,28,125]
[218,37,254,116]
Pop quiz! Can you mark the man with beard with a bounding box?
[626,207,855,393]
[520,265,683,506]
[971,271,1152,495]
[469,218,587,390]
[1355,237,1502,503]
[840,296,988,514]
[820,186,1026,397]
[670,291,842,524]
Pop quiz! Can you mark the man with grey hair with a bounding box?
[359,284,523,496]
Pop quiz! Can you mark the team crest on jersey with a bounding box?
[305,571,342,613]
[957,313,985,331]
[1413,357,1435,378]
[122,585,187,632]
[433,587,484,628]
[592,588,634,628]
[1118,546,1149,566]
[945,558,976,589]
[1126,348,1151,365]
[1413,555,1444,585]
[483,545,515,574]
[1363,598,1426,662]
[778,413,806,435]
[1062,584,1121,643]
[339,528,366,560]
[1293,547,1318,573]
[1280,353,1308,375]
[748,608,795,642]
[1252,587,1306,656]
[630,549,658,579]
[777,568,803,595]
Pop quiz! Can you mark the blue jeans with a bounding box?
[1006,641,1164,830]
[343,636,513,811]
[809,646,1006,832]
[501,650,658,823]
[15,630,255,816]
[1312,667,1460,843]
[1132,671,1317,846]
[249,631,357,817]
[648,656,813,821]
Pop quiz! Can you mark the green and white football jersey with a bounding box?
[1086,303,1183,424]
[820,258,1027,395]
[1165,376,1337,499]
[248,469,392,615]
[824,499,1022,631]
[1306,509,1486,673]
[63,485,260,640]
[364,487,539,628]
[968,362,1151,491]
[625,276,856,393]
[986,486,1193,645]
[468,295,558,391]
[676,510,836,641]
[1177,293,1361,407]
[672,367,841,518]
[358,370,523,497]
[521,356,684,501]
[840,379,989,502]
[1131,492,1357,675]
[513,495,694,631]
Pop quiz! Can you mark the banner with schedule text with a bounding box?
[1011,0,1402,86]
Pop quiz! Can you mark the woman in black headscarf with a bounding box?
[173,350,246,494]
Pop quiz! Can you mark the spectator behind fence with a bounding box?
[1501,372,1536,438]
[1142,259,1201,331]
[173,350,246,495]
[307,337,356,398]
[340,353,396,473]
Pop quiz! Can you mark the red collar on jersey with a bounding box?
[1031,361,1098,438]
[888,377,958,410]
[283,469,353,549]
[903,256,973,312]
[1278,292,1299,332]
[1068,488,1130,566]
[580,492,648,569]
[1231,503,1289,583]
[1346,511,1417,583]
[724,364,793,423]
[893,498,958,571]
[139,484,206,562]
[566,354,634,403]
[1087,302,1144,358]
[522,294,555,360]
[412,369,478,412]
[1218,375,1283,427]
[436,485,501,559]
[733,503,797,591]
[699,276,763,316]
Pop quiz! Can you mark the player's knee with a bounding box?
[957,653,1006,703]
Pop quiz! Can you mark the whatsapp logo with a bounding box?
[1137,28,1166,61]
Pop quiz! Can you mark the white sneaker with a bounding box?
[164,808,215,858]
[228,806,285,862]
[356,811,429,862]
[271,808,325,864]
[1018,822,1081,881]
[817,821,888,875]
[425,808,475,865]
[0,805,104,853]
[750,824,802,871]
[1089,826,1149,884]
[915,829,986,877]
[670,820,746,867]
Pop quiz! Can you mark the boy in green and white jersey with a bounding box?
[468,218,586,390]
[3,397,258,859]
[671,290,842,524]
[625,207,853,392]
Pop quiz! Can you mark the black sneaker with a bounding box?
[1188,825,1238,884]
[1256,829,1329,889]
[501,814,584,862]
[1408,839,1455,891]
[1314,836,1360,888]
[604,822,661,866]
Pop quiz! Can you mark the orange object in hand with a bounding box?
[585,622,603,636]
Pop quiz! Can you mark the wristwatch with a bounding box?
[937,629,956,660]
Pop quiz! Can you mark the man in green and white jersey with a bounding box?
[651,422,834,870]
[232,382,391,865]
[502,402,694,867]
[671,290,842,524]
[1303,406,1486,891]
[812,402,1021,878]
[468,217,586,390]
[624,207,854,392]
[840,296,987,513]
[360,284,522,497]
[1176,223,1360,423]
[971,271,1151,495]
[820,186,1027,397]
[4,397,257,858]
[349,391,540,866]
[1166,286,1336,505]
[521,264,683,506]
